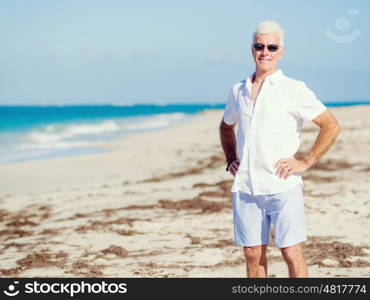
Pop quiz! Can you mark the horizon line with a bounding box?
[1,100,370,107]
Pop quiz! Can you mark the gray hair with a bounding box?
[252,20,285,47]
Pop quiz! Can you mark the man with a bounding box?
[219,20,341,278]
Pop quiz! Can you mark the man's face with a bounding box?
[252,33,284,72]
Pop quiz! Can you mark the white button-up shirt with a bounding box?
[223,69,327,196]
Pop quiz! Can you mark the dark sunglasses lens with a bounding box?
[253,43,264,51]
[267,45,279,52]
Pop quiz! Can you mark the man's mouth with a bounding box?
[258,58,272,62]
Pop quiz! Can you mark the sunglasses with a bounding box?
[253,43,279,52]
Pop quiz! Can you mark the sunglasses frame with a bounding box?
[253,43,280,52]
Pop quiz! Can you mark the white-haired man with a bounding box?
[220,20,341,277]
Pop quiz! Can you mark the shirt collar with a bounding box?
[246,69,284,87]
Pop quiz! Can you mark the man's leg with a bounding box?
[280,243,308,277]
[243,245,267,277]
[269,184,308,277]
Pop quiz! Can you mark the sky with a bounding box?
[0,0,369,105]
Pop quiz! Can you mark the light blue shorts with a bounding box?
[232,183,307,248]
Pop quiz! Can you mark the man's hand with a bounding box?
[274,157,310,179]
[228,159,240,177]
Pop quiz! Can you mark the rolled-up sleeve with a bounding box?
[294,82,327,122]
[223,88,238,125]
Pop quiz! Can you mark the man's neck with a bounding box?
[253,68,278,84]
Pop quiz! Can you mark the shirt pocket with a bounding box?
[262,100,292,128]
[262,107,299,158]
[262,107,283,133]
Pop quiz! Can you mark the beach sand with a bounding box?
[0,106,369,277]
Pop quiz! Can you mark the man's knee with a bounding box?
[243,246,265,261]
[281,244,303,264]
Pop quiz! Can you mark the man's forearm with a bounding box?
[219,121,238,163]
[303,124,341,168]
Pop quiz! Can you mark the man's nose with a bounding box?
[261,47,269,55]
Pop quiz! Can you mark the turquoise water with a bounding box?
[0,104,224,132]
[325,101,370,107]
[0,104,224,164]
[0,102,368,164]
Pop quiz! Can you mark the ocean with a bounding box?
[0,104,225,164]
[0,102,368,164]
